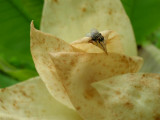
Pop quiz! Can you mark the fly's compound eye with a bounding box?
[99,36,104,42]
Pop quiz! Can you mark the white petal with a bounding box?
[41,0,137,56]
[139,45,160,73]
[0,77,82,120]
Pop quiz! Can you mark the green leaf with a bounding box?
[0,73,18,88]
[0,0,43,69]
[147,28,160,48]
[0,0,43,86]
[121,0,160,45]
[0,58,38,81]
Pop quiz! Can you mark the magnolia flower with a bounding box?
[0,0,160,120]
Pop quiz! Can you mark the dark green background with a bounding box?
[0,0,160,87]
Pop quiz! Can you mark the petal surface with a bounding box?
[72,30,124,54]
[93,73,160,120]
[41,0,137,56]
[0,77,82,120]
[30,22,81,109]
[139,45,160,73]
[50,52,143,120]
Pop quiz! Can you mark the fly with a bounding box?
[86,29,107,54]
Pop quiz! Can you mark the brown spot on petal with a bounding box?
[70,60,76,66]
[124,102,134,109]
[108,9,112,15]
[12,90,18,94]
[42,109,46,113]
[154,114,160,120]
[102,63,106,67]
[97,100,104,106]
[1,105,7,110]
[134,85,142,90]
[64,76,69,80]
[81,7,87,12]
[71,17,75,21]
[121,55,128,63]
[98,59,101,63]
[1,88,6,92]
[84,88,95,100]
[109,81,113,84]
[62,59,66,64]
[115,91,121,95]
[13,100,19,109]
[21,90,28,97]
[129,57,132,62]
[76,68,80,72]
[65,81,71,87]
[53,0,58,3]
[56,88,60,92]
[0,98,3,103]
[98,72,102,75]
[76,106,81,110]
[111,69,115,73]
[20,90,34,101]
[142,74,147,78]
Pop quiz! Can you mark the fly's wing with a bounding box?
[86,32,92,37]
[90,28,99,34]
[86,28,99,37]
[90,28,99,38]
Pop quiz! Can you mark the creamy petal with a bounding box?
[139,45,160,73]
[41,0,137,56]
[72,30,124,54]
[30,22,82,109]
[0,77,82,120]
[92,73,160,120]
[50,52,143,120]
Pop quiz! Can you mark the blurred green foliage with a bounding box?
[147,28,160,48]
[0,0,160,88]
[0,0,43,87]
[121,0,160,45]
[0,57,37,81]
[0,74,18,88]
[0,0,43,69]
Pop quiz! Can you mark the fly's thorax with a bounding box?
[91,32,104,42]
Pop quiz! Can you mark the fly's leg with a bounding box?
[99,41,108,55]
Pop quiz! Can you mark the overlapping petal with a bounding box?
[0,0,159,119]
[0,77,82,120]
[50,52,143,120]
